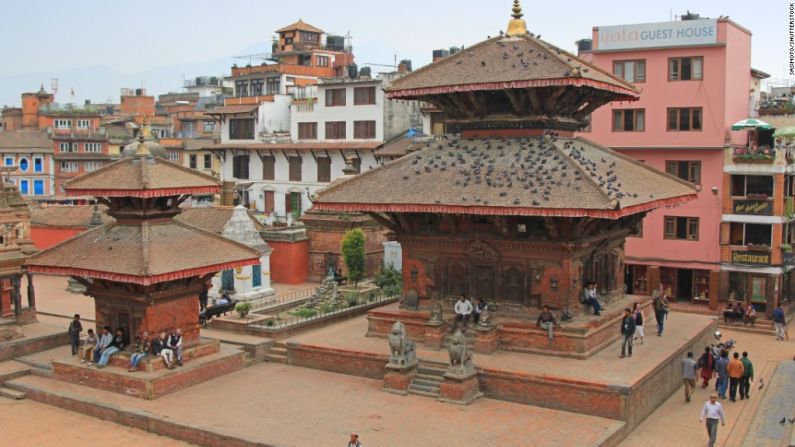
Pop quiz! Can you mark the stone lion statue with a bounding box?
[399,289,419,310]
[388,321,416,367]
[447,329,473,374]
[429,299,443,324]
[477,305,493,329]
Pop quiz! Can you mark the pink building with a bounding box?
[577,15,754,305]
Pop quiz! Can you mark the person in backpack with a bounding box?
[620,308,636,358]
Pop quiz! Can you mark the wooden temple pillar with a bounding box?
[26,271,35,309]
[10,274,22,318]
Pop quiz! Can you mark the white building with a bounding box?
[210,74,420,223]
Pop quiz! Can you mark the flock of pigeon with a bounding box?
[399,132,643,208]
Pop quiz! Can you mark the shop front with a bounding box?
[624,263,717,306]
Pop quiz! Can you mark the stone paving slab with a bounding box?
[9,362,625,447]
[286,310,715,386]
[742,361,795,447]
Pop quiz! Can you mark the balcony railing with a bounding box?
[286,85,317,100]
[732,144,775,162]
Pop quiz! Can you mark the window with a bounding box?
[613,60,646,82]
[325,121,346,139]
[232,154,249,179]
[354,87,376,105]
[53,119,71,129]
[235,80,248,97]
[19,179,28,195]
[262,155,275,180]
[288,156,302,181]
[33,157,43,173]
[182,121,196,137]
[84,142,102,153]
[58,142,73,152]
[167,151,180,163]
[250,79,263,96]
[317,55,330,67]
[203,154,212,169]
[731,175,774,197]
[298,54,313,66]
[612,109,645,131]
[298,122,318,140]
[189,154,197,169]
[4,157,13,166]
[84,161,102,172]
[667,108,702,131]
[18,158,28,172]
[325,89,346,107]
[33,180,44,196]
[668,57,703,81]
[203,121,215,133]
[665,161,701,184]
[353,120,376,139]
[729,223,772,246]
[664,216,699,240]
[76,119,91,128]
[266,78,280,94]
[317,157,331,182]
[60,161,78,172]
[229,118,255,140]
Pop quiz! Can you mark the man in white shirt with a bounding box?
[451,295,473,331]
[699,393,725,447]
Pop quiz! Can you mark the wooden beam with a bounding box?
[525,88,542,115]
[368,212,401,233]
[545,87,566,114]
[504,89,526,116]
[445,94,476,119]
[463,92,487,117]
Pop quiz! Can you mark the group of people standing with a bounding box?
[69,314,185,370]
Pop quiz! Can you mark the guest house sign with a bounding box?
[596,19,718,51]
[732,200,773,215]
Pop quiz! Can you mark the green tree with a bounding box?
[341,228,366,288]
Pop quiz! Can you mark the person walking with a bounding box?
[682,351,697,402]
[632,302,645,344]
[698,346,715,388]
[715,350,729,399]
[727,352,744,402]
[739,351,754,400]
[772,304,788,341]
[68,314,83,355]
[699,393,726,447]
[652,283,669,336]
[620,308,636,358]
[347,431,362,447]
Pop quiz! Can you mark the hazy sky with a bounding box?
[1,0,792,106]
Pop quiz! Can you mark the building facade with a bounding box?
[579,16,754,308]
[0,131,55,198]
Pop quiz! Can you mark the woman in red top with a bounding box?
[698,346,715,388]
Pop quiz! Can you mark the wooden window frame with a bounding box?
[663,216,699,241]
[261,155,275,180]
[325,88,346,107]
[229,118,255,140]
[612,59,646,83]
[612,109,645,132]
[668,56,704,81]
[353,120,376,139]
[288,155,302,182]
[353,87,376,105]
[232,154,249,179]
[667,107,703,131]
[298,122,318,140]
[665,160,701,184]
[316,156,331,182]
[316,55,330,67]
[325,121,346,140]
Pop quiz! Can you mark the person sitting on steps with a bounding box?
[450,295,473,332]
[581,281,603,316]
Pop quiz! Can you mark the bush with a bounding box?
[341,228,366,287]
[290,308,317,318]
[346,292,359,307]
[235,302,251,318]
[375,263,403,297]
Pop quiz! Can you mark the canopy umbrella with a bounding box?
[731,118,772,131]
[773,127,795,138]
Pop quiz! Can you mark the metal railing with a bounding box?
[248,285,317,311]
[247,292,397,330]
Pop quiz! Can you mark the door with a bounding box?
[676,269,693,301]
[475,265,495,300]
[750,276,767,306]
[252,264,262,288]
[221,270,235,291]
[290,192,302,219]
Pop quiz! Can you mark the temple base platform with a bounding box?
[49,339,246,400]
[279,307,716,434]
[0,320,69,362]
[367,294,653,359]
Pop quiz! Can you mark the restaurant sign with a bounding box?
[597,19,718,51]
[731,251,771,265]
[732,200,773,215]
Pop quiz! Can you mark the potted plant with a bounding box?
[781,243,793,253]
[235,302,251,318]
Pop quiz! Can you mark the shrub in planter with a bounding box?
[235,302,251,318]
[290,308,317,318]
[374,263,403,297]
[346,292,359,307]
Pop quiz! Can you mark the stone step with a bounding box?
[264,354,287,364]
[415,373,444,382]
[717,322,776,336]
[412,378,441,389]
[416,366,446,377]
[0,386,26,400]
[29,366,53,378]
[269,346,288,355]
[408,383,440,396]
[14,357,53,372]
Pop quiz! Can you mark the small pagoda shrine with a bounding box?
[312,2,698,355]
[26,135,261,346]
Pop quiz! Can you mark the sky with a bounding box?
[0,0,792,107]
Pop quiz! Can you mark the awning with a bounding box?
[205,104,259,115]
[209,141,383,151]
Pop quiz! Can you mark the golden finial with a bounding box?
[141,116,152,139]
[134,131,152,157]
[505,0,528,37]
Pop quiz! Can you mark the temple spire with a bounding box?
[505,0,528,37]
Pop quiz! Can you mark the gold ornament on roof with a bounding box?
[505,0,528,37]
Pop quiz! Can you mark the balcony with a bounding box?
[731,144,775,163]
[47,127,107,139]
[286,85,317,100]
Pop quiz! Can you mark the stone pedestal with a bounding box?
[439,370,482,405]
[383,363,417,395]
[424,321,446,350]
[474,326,498,354]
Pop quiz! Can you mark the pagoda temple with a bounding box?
[312,2,698,327]
[26,135,261,346]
